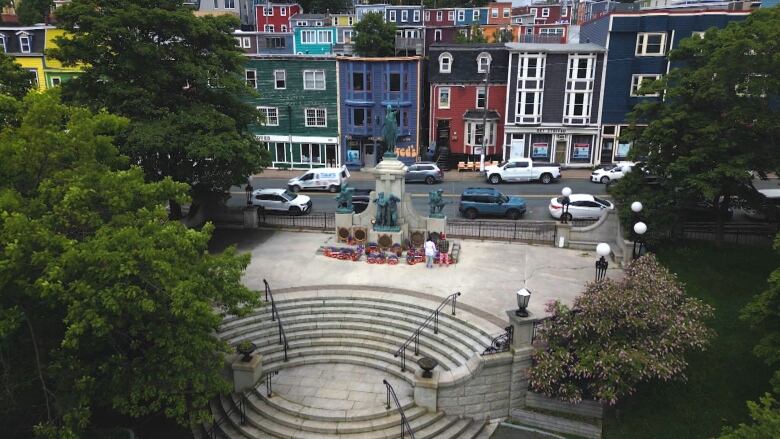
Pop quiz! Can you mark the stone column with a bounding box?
[426,216,447,237]
[414,370,439,412]
[232,354,263,393]
[555,223,571,248]
[506,310,538,411]
[243,206,259,229]
[335,211,354,241]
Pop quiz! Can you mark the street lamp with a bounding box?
[595,242,610,281]
[560,187,572,224]
[631,201,643,214]
[245,182,254,206]
[515,288,531,317]
[633,221,647,259]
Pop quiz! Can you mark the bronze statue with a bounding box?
[335,185,355,212]
[373,191,401,228]
[374,192,387,226]
[381,105,398,157]
[428,189,449,217]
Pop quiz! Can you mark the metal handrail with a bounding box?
[482,325,514,355]
[393,292,461,371]
[263,279,289,362]
[383,379,415,439]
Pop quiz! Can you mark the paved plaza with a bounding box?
[211,229,623,324]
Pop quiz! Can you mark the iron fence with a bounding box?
[258,211,334,230]
[673,222,778,247]
[447,219,557,244]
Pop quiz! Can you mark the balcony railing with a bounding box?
[518,34,566,44]
[395,37,424,54]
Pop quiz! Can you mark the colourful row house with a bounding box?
[244,55,340,169]
[1,25,81,91]
[338,56,422,169]
[292,14,337,56]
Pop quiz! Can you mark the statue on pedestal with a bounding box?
[335,185,355,212]
[428,189,450,218]
[381,105,398,158]
[373,191,401,230]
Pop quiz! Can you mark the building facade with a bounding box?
[503,43,606,167]
[1,26,47,91]
[292,15,336,55]
[244,56,340,169]
[337,56,422,168]
[580,9,750,164]
[428,44,509,162]
[255,2,301,33]
[197,0,256,30]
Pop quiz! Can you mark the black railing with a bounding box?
[483,326,514,355]
[393,292,460,372]
[258,211,334,230]
[670,222,778,247]
[447,220,557,244]
[264,370,280,397]
[383,379,415,439]
[205,392,241,439]
[263,279,289,362]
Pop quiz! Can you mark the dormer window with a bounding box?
[18,33,31,53]
[477,52,491,73]
[438,52,452,73]
[0,36,6,53]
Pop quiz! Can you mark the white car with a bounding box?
[590,162,635,184]
[251,188,312,215]
[548,194,614,220]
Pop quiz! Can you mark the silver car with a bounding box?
[405,162,443,184]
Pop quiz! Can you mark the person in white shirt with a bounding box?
[424,238,437,268]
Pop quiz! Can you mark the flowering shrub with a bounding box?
[528,255,714,405]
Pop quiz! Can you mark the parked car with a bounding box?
[459,187,527,220]
[591,162,635,184]
[288,166,350,193]
[484,158,561,185]
[680,200,734,221]
[744,189,780,222]
[548,194,614,220]
[405,162,443,184]
[251,188,312,215]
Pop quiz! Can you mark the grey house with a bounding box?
[503,43,605,167]
[197,0,256,30]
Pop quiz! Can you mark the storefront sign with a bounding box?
[573,143,591,159]
[532,142,549,158]
[536,128,566,134]
[346,150,361,163]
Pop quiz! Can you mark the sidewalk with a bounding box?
[253,168,595,181]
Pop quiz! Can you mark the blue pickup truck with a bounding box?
[459,188,527,220]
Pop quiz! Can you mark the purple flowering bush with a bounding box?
[528,254,715,405]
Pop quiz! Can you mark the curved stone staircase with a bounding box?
[206,287,506,438]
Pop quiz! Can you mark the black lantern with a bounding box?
[515,288,531,317]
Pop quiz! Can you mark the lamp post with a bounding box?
[245,181,253,206]
[560,187,572,224]
[595,242,610,281]
[479,61,491,173]
[633,222,647,259]
[515,288,531,317]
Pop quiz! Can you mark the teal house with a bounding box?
[292,14,336,55]
[244,55,340,169]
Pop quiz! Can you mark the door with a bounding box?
[600,139,614,164]
[555,141,567,164]
[299,172,315,189]
[436,120,450,149]
[515,160,533,181]
[265,194,287,211]
[406,164,420,182]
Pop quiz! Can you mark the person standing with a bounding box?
[424,237,437,269]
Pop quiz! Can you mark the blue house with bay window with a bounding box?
[580,8,750,164]
[337,56,422,168]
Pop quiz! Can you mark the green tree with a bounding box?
[717,394,780,439]
[16,0,53,25]
[455,25,487,44]
[0,91,260,437]
[620,8,780,243]
[529,255,714,405]
[298,0,351,14]
[353,12,397,57]
[50,0,268,218]
[0,52,35,99]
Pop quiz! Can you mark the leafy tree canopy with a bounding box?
[17,0,53,25]
[717,394,780,439]
[455,25,488,44]
[529,255,714,405]
[0,91,260,437]
[298,0,351,14]
[353,12,397,57]
[0,52,35,100]
[50,0,268,215]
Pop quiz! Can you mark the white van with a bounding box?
[288,166,350,193]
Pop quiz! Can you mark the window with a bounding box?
[51,77,61,86]
[301,30,316,44]
[400,10,407,22]
[272,142,288,163]
[263,7,273,16]
[492,8,498,18]
[318,30,332,44]
[225,0,234,8]
[525,28,533,35]
[562,7,568,17]
[296,21,307,26]
[413,10,420,22]
[630,74,661,97]
[540,28,564,36]
[353,108,371,127]
[265,37,285,48]
[457,10,465,21]
[473,10,480,21]
[245,69,257,88]
[305,108,327,127]
[503,8,510,18]
[692,31,705,39]
[388,73,401,92]
[541,8,549,18]
[438,52,452,73]
[438,87,450,109]
[343,30,353,43]
[477,52,491,73]
[257,107,279,126]
[515,54,545,124]
[352,72,365,91]
[315,21,323,26]
[281,25,288,32]
[476,87,486,108]
[274,70,286,89]
[264,25,275,32]
[281,7,287,16]
[465,121,495,146]
[19,35,31,53]
[213,0,218,8]
[0,36,5,52]
[303,70,326,90]
[636,32,667,56]
[242,37,251,48]
[448,11,455,21]
[436,11,442,21]
[530,8,537,17]
[434,29,442,42]
[563,55,596,124]
[28,69,38,88]
[389,10,396,21]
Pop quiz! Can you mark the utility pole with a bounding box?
[479,61,490,173]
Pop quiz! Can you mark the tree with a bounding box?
[16,0,53,25]
[455,25,488,44]
[0,91,260,437]
[353,12,397,57]
[50,0,268,218]
[298,0,351,14]
[717,394,780,439]
[0,52,35,99]
[529,255,714,405]
[621,8,780,243]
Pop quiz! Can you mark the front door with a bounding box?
[555,141,567,164]
[436,120,450,150]
[600,139,614,164]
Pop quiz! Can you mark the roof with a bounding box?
[463,187,500,194]
[504,43,606,52]
[568,194,598,202]
[464,110,500,120]
[293,13,327,19]
[254,188,286,194]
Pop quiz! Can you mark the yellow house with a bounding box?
[1,26,47,91]
[43,27,83,88]
[331,14,355,27]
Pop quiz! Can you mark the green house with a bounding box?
[244,55,340,169]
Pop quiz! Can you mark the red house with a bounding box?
[486,2,513,25]
[512,3,573,25]
[428,45,509,165]
[256,2,301,33]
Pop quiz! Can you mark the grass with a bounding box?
[602,242,779,439]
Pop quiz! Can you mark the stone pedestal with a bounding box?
[368,228,406,248]
[426,216,447,237]
[335,211,354,240]
[371,155,407,201]
[506,310,537,348]
[414,370,439,412]
[232,354,262,393]
[555,223,571,248]
[243,207,258,229]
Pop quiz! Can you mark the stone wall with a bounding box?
[437,352,514,420]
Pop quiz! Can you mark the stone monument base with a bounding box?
[368,229,405,249]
